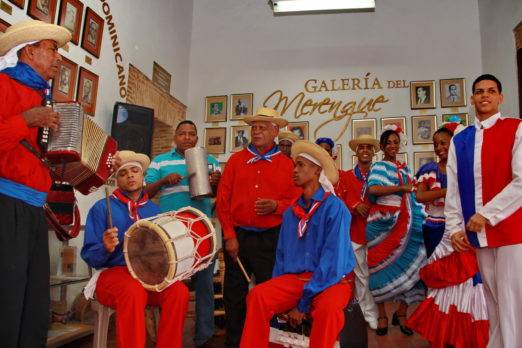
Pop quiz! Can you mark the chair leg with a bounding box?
[92,301,115,348]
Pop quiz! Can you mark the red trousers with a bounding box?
[96,266,189,348]
[240,273,353,348]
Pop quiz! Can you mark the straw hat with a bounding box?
[0,20,71,56]
[291,140,339,185]
[244,107,288,128]
[349,134,380,152]
[278,130,299,143]
[116,150,151,173]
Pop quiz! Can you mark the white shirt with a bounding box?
[444,113,522,245]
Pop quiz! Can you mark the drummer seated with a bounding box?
[81,151,189,348]
[239,141,357,348]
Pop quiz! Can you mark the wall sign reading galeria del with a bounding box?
[262,73,409,141]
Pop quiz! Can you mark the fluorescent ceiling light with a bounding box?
[270,0,375,13]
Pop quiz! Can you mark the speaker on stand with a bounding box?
[111,102,154,157]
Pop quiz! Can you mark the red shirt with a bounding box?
[335,168,371,245]
[0,74,51,193]
[216,146,301,240]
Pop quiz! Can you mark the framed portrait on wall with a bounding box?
[8,0,25,9]
[410,80,436,109]
[231,93,253,120]
[411,115,437,144]
[334,144,342,170]
[440,78,466,108]
[81,8,104,58]
[287,121,309,140]
[52,55,78,102]
[442,113,469,126]
[58,0,84,45]
[204,127,226,154]
[351,118,377,141]
[76,67,99,116]
[381,117,407,136]
[205,95,227,122]
[414,151,437,174]
[231,125,251,152]
[27,0,58,23]
[0,18,10,33]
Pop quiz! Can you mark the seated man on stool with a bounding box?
[81,151,189,348]
[240,141,356,348]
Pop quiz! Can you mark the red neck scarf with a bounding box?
[291,191,330,238]
[111,189,149,221]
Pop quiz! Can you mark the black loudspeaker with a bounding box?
[111,102,154,157]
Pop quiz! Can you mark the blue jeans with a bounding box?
[192,260,216,346]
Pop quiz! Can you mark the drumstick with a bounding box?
[237,258,251,283]
[105,186,114,229]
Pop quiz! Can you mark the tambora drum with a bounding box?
[124,207,217,292]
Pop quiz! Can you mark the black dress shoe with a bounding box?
[392,311,414,336]
[375,316,388,336]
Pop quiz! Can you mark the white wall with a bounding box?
[187,0,483,167]
[478,0,522,116]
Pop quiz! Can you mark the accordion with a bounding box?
[44,102,117,195]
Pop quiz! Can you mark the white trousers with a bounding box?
[476,244,522,348]
[352,242,379,329]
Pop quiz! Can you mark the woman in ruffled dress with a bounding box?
[365,126,426,336]
[407,122,489,347]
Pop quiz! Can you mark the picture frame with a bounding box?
[8,0,25,9]
[0,18,10,33]
[352,118,377,141]
[442,113,469,126]
[334,144,342,170]
[381,117,407,136]
[58,0,84,45]
[410,80,436,109]
[440,78,466,108]
[81,8,104,58]
[204,127,226,154]
[27,0,58,23]
[414,151,437,174]
[52,55,78,102]
[411,115,437,145]
[205,95,227,122]
[76,67,99,116]
[287,121,309,140]
[231,93,253,120]
[396,152,408,165]
[231,125,251,152]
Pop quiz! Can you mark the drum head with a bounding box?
[126,223,170,287]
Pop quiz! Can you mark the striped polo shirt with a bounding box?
[145,149,220,216]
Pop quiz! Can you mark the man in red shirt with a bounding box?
[217,107,300,347]
[336,134,380,330]
[0,20,70,347]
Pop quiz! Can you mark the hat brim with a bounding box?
[348,139,380,153]
[117,151,151,172]
[0,22,71,56]
[243,115,288,127]
[291,141,339,185]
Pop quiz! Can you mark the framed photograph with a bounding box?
[381,117,407,136]
[52,55,78,102]
[396,152,408,165]
[334,144,342,170]
[0,19,10,33]
[81,8,104,58]
[440,78,466,108]
[231,125,251,152]
[410,80,436,109]
[442,113,469,126]
[205,95,227,122]
[27,0,58,23]
[287,121,309,140]
[414,151,437,174]
[58,0,84,45]
[411,115,437,145]
[8,0,25,9]
[351,118,377,141]
[76,67,99,116]
[204,127,226,154]
[231,93,253,120]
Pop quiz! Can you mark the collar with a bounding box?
[169,148,184,158]
[475,112,501,129]
[297,186,326,208]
